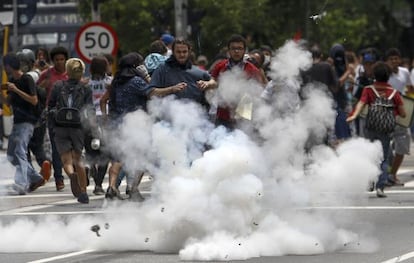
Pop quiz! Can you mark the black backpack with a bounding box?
[365,86,397,134]
[54,81,86,128]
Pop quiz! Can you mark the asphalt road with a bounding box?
[1,144,414,263]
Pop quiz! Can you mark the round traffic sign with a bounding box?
[75,22,119,63]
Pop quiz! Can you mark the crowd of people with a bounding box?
[1,32,414,203]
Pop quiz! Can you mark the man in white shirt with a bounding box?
[386,48,414,185]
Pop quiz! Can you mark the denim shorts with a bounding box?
[54,127,85,154]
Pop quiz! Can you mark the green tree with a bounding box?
[78,0,413,61]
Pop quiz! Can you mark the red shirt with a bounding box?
[37,67,68,106]
[360,82,404,116]
[210,59,262,121]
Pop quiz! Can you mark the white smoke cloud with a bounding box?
[0,40,383,260]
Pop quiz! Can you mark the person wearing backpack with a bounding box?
[48,58,95,204]
[346,61,406,198]
[1,53,48,194]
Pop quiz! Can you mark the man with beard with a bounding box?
[148,38,216,107]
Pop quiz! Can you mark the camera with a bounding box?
[39,60,46,67]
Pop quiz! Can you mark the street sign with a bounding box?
[0,0,37,26]
[75,22,118,64]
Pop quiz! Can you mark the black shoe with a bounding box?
[128,189,145,202]
[29,178,45,192]
[77,192,89,204]
[93,186,105,195]
[105,187,124,200]
[367,181,375,192]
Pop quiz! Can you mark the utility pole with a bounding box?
[92,0,101,22]
[12,0,17,51]
[174,0,188,38]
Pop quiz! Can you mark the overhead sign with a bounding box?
[75,22,118,63]
[0,0,37,26]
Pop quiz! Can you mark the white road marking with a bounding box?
[0,191,151,216]
[0,193,73,199]
[308,206,414,210]
[381,251,414,263]
[27,249,95,263]
[11,211,107,215]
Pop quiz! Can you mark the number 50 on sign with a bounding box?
[75,22,119,64]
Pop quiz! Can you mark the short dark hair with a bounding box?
[150,40,168,54]
[3,52,20,70]
[90,56,108,77]
[171,38,192,51]
[373,61,391,82]
[100,53,114,65]
[227,34,247,49]
[49,46,69,60]
[385,48,401,60]
[310,44,322,59]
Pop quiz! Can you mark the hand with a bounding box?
[346,115,356,122]
[6,82,17,92]
[171,82,187,93]
[197,80,209,91]
[136,65,149,79]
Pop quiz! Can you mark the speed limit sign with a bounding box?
[75,22,119,63]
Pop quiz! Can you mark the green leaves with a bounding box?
[78,0,412,60]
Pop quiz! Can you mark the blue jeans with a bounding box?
[365,129,391,190]
[7,122,43,190]
[48,126,64,182]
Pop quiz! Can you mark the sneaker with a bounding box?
[386,178,404,187]
[367,181,375,192]
[69,173,82,198]
[11,184,26,195]
[376,188,387,198]
[39,160,51,181]
[93,186,105,195]
[29,178,45,192]
[56,179,65,191]
[77,192,89,204]
[125,186,131,196]
[105,187,124,200]
[128,189,145,202]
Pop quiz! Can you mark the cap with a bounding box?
[16,49,35,63]
[161,33,175,45]
[362,53,376,63]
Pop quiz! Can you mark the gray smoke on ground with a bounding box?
[0,41,382,260]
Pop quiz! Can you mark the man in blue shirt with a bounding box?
[148,38,217,109]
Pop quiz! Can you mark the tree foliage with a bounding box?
[79,0,414,61]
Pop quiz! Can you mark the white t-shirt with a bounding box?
[388,66,412,95]
[88,75,112,116]
[410,68,414,86]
